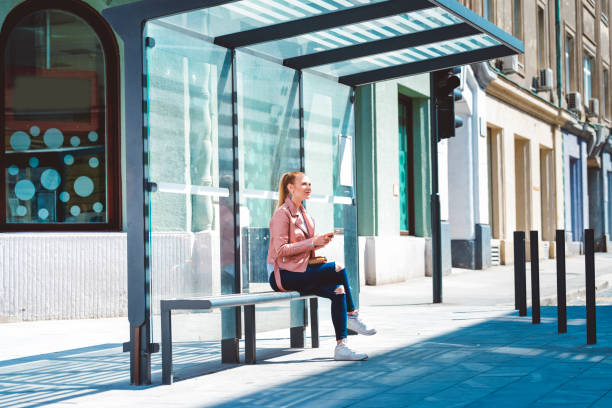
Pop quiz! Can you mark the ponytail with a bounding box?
[277,171,303,209]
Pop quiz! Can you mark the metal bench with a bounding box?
[161,292,319,385]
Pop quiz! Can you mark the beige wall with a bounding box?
[465,0,612,122]
[486,94,561,263]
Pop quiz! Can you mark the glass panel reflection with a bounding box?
[236,51,300,294]
[145,21,232,343]
[302,71,358,302]
[236,51,300,331]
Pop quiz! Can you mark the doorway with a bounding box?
[398,95,415,235]
[514,137,531,232]
[540,147,555,242]
[569,157,583,242]
[609,171,612,241]
[487,127,504,239]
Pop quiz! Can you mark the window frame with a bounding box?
[512,0,525,66]
[482,0,495,23]
[565,29,576,94]
[0,0,121,232]
[398,94,415,236]
[536,3,547,71]
[583,50,595,107]
[603,66,610,119]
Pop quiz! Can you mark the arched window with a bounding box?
[0,0,120,231]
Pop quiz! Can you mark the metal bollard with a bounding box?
[514,232,519,310]
[555,230,567,333]
[584,229,596,345]
[514,231,527,316]
[530,231,540,324]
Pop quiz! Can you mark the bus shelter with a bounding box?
[99,0,523,384]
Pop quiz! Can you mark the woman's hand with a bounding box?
[313,232,334,247]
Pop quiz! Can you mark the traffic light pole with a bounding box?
[430,72,442,304]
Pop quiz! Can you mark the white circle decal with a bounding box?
[88,131,99,142]
[30,126,41,136]
[43,128,63,149]
[29,157,39,168]
[10,131,31,151]
[16,206,27,216]
[74,176,94,197]
[60,192,70,202]
[64,155,75,165]
[70,136,80,147]
[70,205,81,216]
[8,165,19,176]
[38,208,49,220]
[15,180,36,200]
[93,202,104,213]
[41,169,61,190]
[89,157,99,168]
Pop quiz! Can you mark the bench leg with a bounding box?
[290,326,305,348]
[221,307,240,363]
[309,298,319,348]
[161,306,173,385]
[221,338,239,363]
[244,305,256,364]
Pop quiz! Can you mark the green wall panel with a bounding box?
[355,75,431,238]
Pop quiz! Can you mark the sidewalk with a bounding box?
[2,253,612,407]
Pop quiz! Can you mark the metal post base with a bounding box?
[221,338,240,363]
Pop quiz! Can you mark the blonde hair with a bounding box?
[277,171,304,208]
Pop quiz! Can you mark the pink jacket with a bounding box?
[267,197,316,292]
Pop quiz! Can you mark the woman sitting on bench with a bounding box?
[267,171,376,361]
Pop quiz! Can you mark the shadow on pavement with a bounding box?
[2,306,612,408]
[206,306,612,408]
[0,343,129,408]
[0,338,308,407]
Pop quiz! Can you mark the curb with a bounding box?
[540,273,612,306]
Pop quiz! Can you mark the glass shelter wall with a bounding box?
[236,52,300,332]
[144,16,358,341]
[302,71,359,306]
[236,52,300,291]
[144,21,233,343]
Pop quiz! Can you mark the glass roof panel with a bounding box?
[308,33,501,77]
[158,0,387,38]
[246,7,463,60]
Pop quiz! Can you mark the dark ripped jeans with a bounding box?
[269,262,355,340]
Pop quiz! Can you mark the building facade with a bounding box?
[456,0,612,265]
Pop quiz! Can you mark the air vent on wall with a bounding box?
[587,98,599,118]
[538,68,553,91]
[567,92,582,112]
[500,55,519,74]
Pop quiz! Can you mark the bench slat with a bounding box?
[161,291,315,311]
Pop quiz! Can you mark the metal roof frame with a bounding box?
[339,44,514,86]
[283,23,480,71]
[213,0,431,49]
[105,0,524,87]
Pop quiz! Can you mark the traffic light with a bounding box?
[432,67,463,140]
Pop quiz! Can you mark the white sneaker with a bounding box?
[347,312,377,336]
[334,339,368,361]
